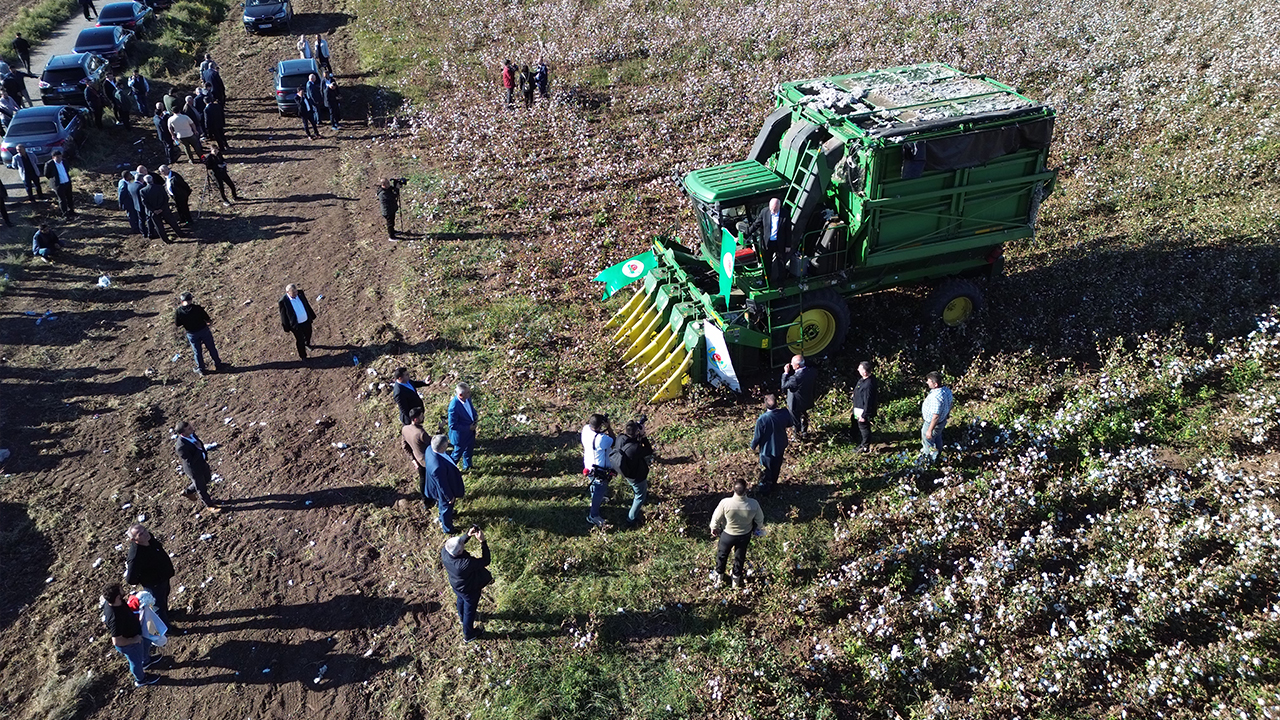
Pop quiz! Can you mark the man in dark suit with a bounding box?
[152,105,177,163]
[160,165,193,226]
[175,420,220,513]
[781,353,818,438]
[750,394,792,494]
[140,175,180,243]
[126,170,147,237]
[43,150,76,217]
[203,97,227,151]
[392,367,425,425]
[278,283,317,360]
[423,434,465,533]
[117,170,142,235]
[752,197,791,283]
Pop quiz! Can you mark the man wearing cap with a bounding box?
[441,526,491,642]
[175,291,227,375]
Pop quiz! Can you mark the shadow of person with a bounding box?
[217,485,413,512]
[161,637,410,689]
[181,595,439,635]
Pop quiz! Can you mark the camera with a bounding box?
[390,177,408,187]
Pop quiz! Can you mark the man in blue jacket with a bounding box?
[441,527,490,642]
[750,393,792,494]
[447,382,479,470]
[422,434,465,533]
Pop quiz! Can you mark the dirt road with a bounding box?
[0,4,455,718]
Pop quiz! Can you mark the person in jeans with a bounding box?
[125,524,176,626]
[174,292,227,375]
[709,479,766,588]
[614,419,653,528]
[31,224,64,261]
[441,527,491,642]
[101,584,160,687]
[920,371,953,464]
[580,413,614,527]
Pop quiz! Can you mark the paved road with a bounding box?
[11,10,98,108]
[2,11,104,191]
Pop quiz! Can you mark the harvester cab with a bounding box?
[599,63,1057,403]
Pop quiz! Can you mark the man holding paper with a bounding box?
[851,361,879,452]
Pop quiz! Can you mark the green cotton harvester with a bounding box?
[597,63,1057,402]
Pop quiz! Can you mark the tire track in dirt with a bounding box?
[0,4,456,717]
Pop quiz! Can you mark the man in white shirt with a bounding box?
[43,150,76,216]
[166,111,202,163]
[277,283,318,360]
[581,414,614,527]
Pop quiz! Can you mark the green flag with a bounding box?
[594,251,656,299]
[718,227,736,299]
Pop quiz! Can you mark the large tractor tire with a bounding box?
[925,278,985,327]
[778,287,851,356]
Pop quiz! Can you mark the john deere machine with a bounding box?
[599,63,1057,402]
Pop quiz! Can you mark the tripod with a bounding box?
[194,166,217,220]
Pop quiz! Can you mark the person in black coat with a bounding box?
[851,360,879,452]
[278,283,317,360]
[377,178,400,240]
[0,177,10,227]
[11,34,31,73]
[152,105,177,163]
[615,420,654,527]
[780,353,818,438]
[125,524,177,624]
[140,175,181,242]
[295,88,319,138]
[160,164,193,226]
[305,73,324,121]
[392,366,425,425]
[322,72,341,130]
[750,394,792,493]
[751,197,792,282]
[206,69,226,105]
[441,527,491,642]
[2,71,29,107]
[84,85,106,128]
[43,150,76,217]
[175,420,219,512]
[203,97,227,151]
[204,146,239,204]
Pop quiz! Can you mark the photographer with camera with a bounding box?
[441,525,492,643]
[378,178,404,241]
[581,414,615,528]
[204,147,240,206]
[610,416,654,529]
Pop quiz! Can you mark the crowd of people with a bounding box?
[500,58,550,107]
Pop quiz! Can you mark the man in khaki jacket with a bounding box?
[709,479,766,588]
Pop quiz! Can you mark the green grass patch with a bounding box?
[0,0,78,66]
[133,0,231,79]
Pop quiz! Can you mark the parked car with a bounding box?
[0,105,89,165]
[272,58,318,116]
[73,26,134,69]
[243,0,292,33]
[38,53,111,107]
[96,2,155,33]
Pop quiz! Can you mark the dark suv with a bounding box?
[243,0,293,33]
[38,53,111,107]
[272,58,318,115]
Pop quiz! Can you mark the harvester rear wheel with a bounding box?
[925,278,985,327]
[778,288,851,356]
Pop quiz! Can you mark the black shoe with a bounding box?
[143,655,163,669]
[134,674,160,687]
[215,363,231,372]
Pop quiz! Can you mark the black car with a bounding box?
[38,53,111,107]
[243,0,293,33]
[96,2,155,33]
[272,58,318,115]
[73,26,134,69]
